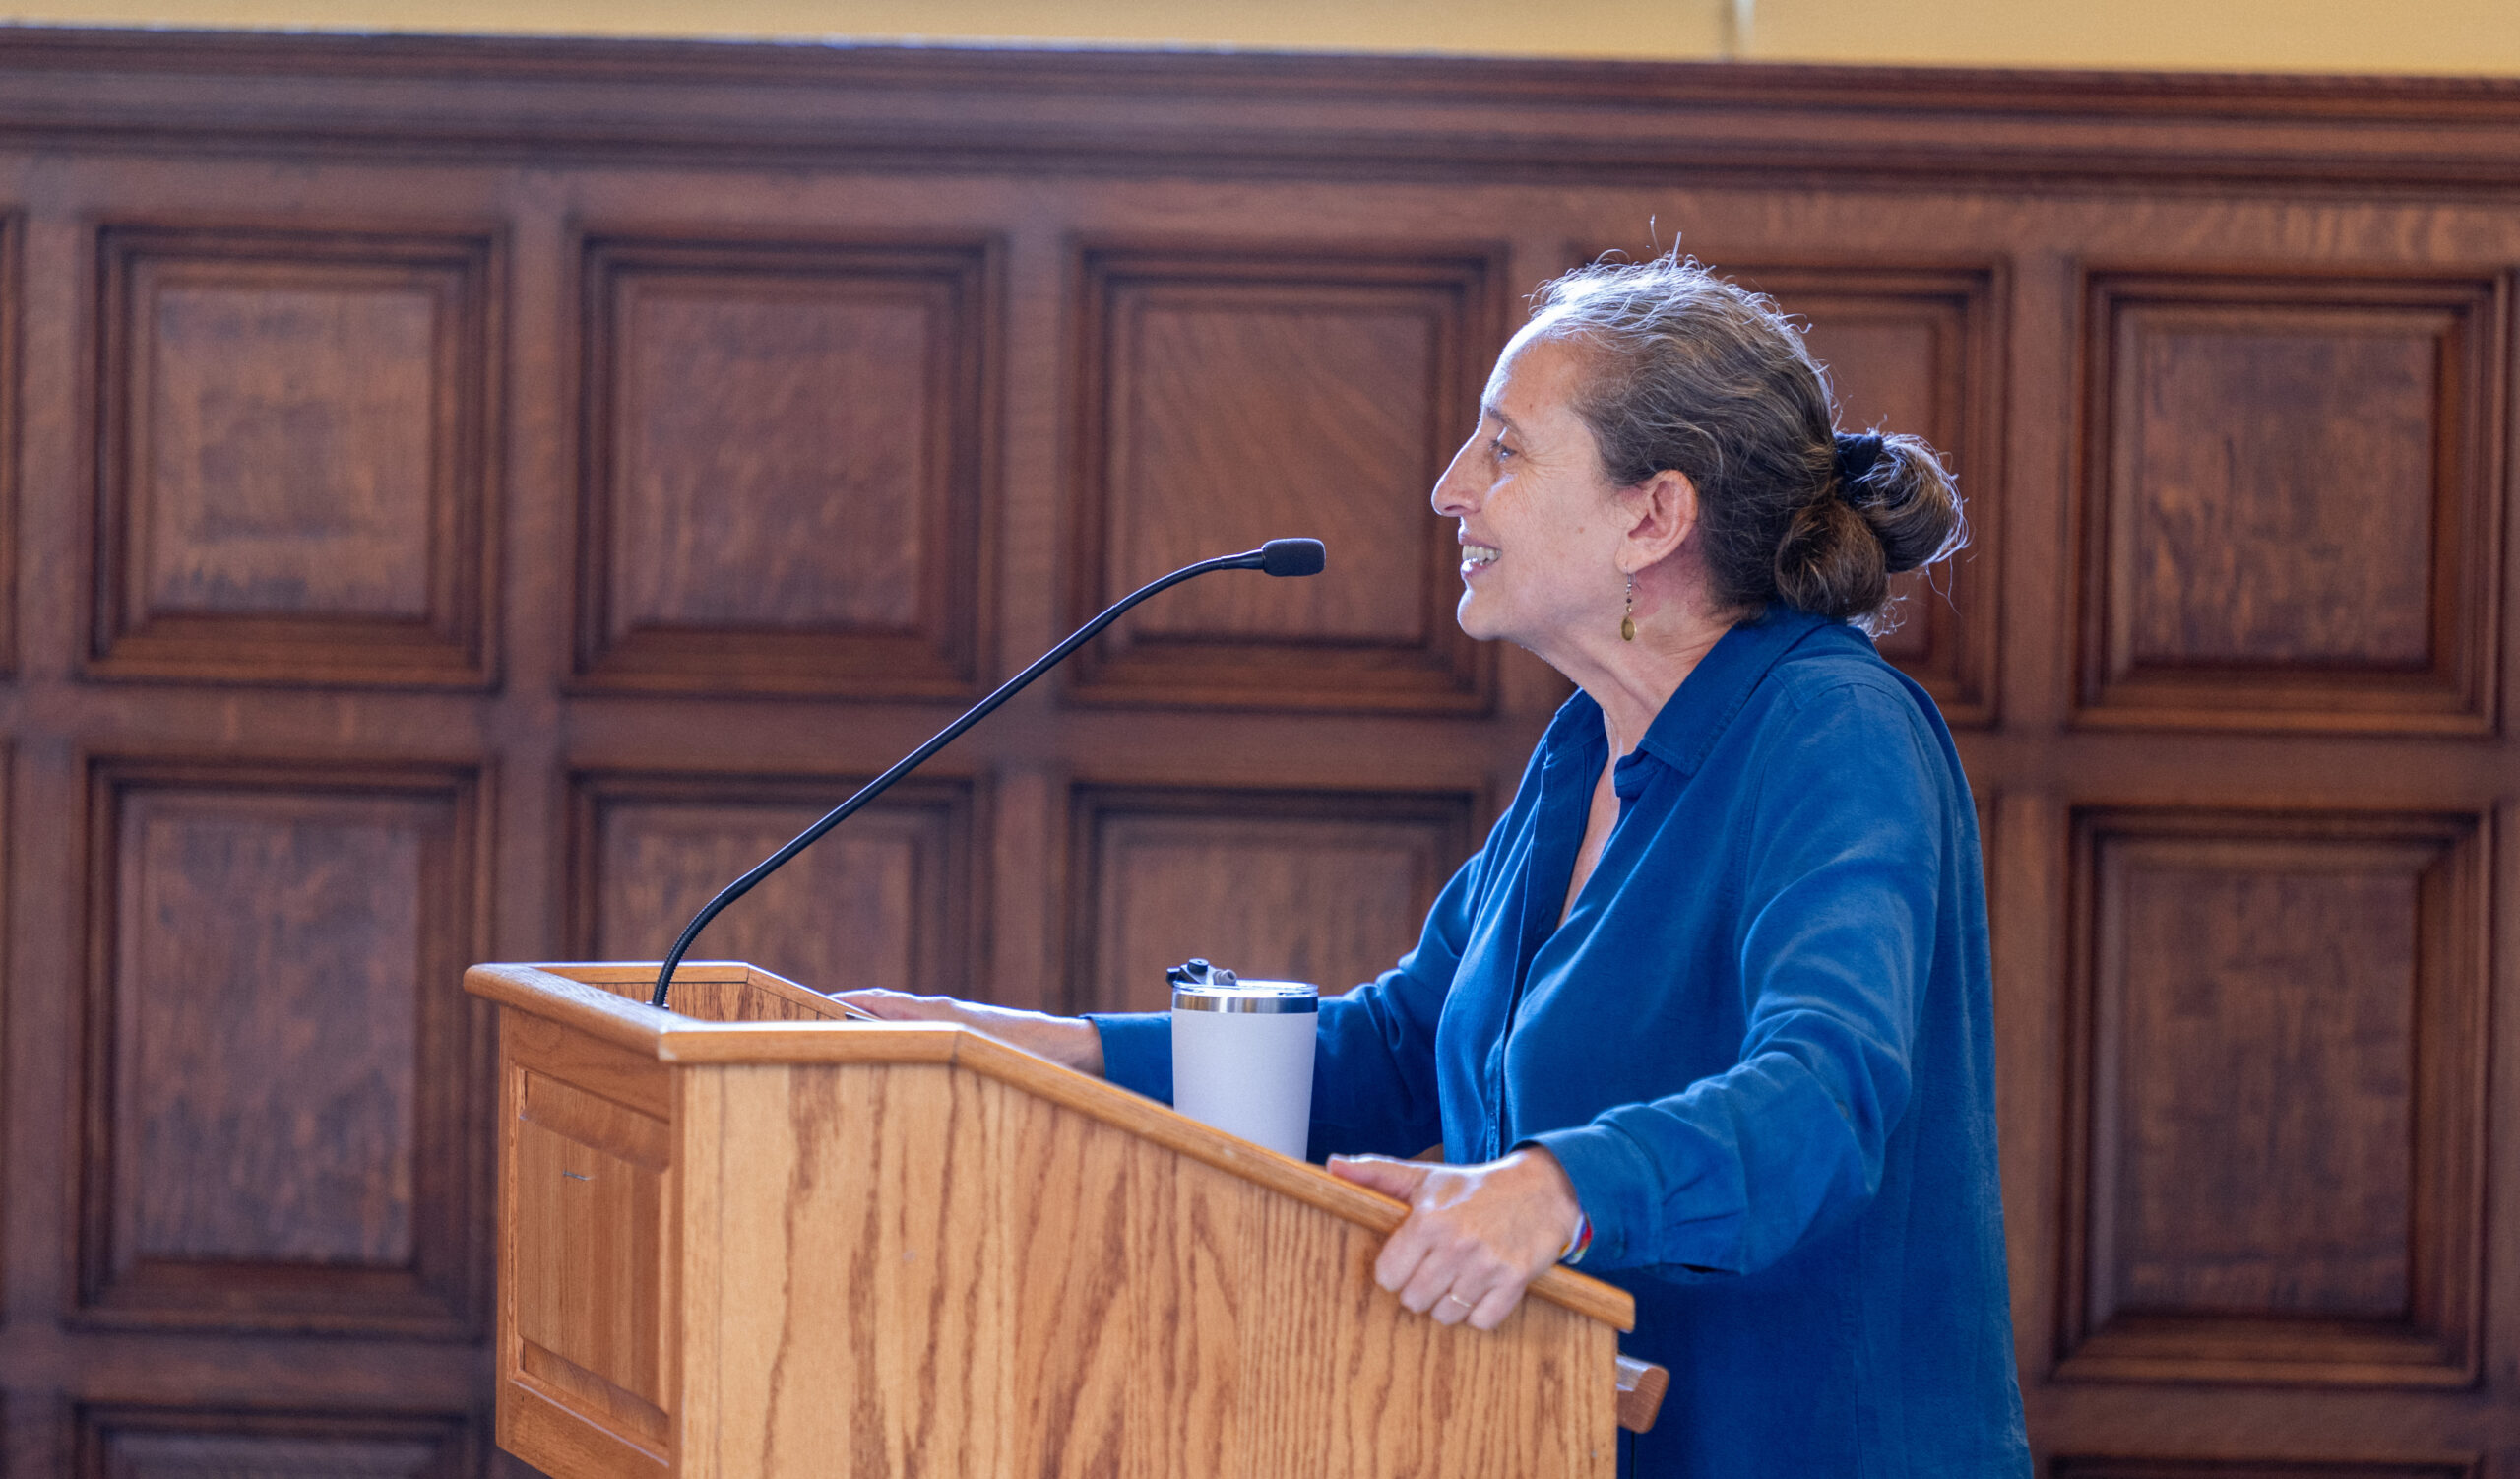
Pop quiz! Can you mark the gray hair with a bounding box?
[1528,252,1964,634]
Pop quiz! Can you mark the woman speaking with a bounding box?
[845,252,2033,1477]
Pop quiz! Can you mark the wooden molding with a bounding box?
[2,31,2520,192]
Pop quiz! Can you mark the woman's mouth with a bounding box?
[1460,544,1499,578]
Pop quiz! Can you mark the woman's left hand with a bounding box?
[1327,1147,1584,1332]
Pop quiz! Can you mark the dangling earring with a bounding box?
[1620,574,1636,642]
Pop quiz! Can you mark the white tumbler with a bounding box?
[1170,979,1319,1159]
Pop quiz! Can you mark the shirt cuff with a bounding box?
[1083,1011,1172,1105]
[1510,1135,1595,1263]
[1525,1122,1664,1271]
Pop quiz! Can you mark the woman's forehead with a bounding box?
[1485,328,1591,419]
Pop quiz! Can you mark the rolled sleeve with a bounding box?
[1085,1011,1173,1104]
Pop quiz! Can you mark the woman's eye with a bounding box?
[1491,436,1514,460]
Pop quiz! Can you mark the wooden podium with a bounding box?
[466,961,1655,1478]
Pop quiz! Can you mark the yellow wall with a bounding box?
[1755,0,2520,75]
[1,0,2516,76]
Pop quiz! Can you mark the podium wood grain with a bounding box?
[471,962,1634,1478]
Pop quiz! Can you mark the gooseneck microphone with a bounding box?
[650,538,1328,1008]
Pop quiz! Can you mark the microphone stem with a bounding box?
[650,550,1256,1008]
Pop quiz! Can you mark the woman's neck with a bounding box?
[1584,627,1731,757]
[1544,579,1736,759]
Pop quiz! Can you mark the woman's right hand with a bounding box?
[831,989,1106,1077]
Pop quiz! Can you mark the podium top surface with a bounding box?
[467,959,1634,1333]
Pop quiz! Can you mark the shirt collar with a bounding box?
[1540,683,1609,770]
[1536,607,1845,785]
[1629,607,1842,781]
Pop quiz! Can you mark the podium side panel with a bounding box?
[497,1009,679,1478]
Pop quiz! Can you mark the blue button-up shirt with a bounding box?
[1094,609,2031,1477]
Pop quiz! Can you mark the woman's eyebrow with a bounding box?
[1481,401,1521,434]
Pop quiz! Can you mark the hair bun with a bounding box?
[1857,434,1965,577]
[1774,430,1964,629]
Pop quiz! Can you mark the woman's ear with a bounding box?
[1618,469,1699,572]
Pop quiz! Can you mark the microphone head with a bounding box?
[1259,538,1327,577]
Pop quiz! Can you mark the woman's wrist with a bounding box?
[1058,1015,1107,1076]
[1504,1144,1589,1264]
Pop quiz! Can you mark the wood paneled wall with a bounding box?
[0,27,2509,1476]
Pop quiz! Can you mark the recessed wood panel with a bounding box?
[2077,272,2506,732]
[511,1069,670,1447]
[1068,786,1476,1013]
[80,760,484,1334]
[76,1406,473,1479]
[574,235,995,698]
[1066,245,1503,712]
[89,224,498,687]
[2060,808,2486,1384]
[570,770,976,997]
[1739,265,2000,724]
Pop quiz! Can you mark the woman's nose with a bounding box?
[1429,437,1480,516]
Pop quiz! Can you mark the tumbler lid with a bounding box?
[1171,980,1319,1014]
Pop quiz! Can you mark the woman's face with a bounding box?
[1430,328,1628,656]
